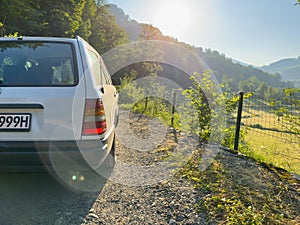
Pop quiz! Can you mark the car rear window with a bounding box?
[0,41,78,86]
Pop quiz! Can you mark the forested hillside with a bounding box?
[261,57,300,87]
[0,1,295,96]
[108,4,293,97]
[0,0,128,54]
[109,4,141,42]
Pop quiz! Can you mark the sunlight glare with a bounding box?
[153,0,193,37]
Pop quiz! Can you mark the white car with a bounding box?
[0,36,119,174]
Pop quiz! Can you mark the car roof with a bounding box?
[0,36,81,43]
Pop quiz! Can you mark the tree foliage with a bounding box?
[88,4,128,54]
[0,0,128,53]
[0,0,45,36]
[182,72,213,140]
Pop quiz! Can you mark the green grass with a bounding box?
[245,128,300,175]
[122,96,300,175]
[243,107,290,133]
[239,103,300,175]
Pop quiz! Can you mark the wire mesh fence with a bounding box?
[242,93,300,145]
[238,92,300,174]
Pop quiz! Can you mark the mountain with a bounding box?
[261,57,300,81]
[231,59,256,68]
[108,4,292,91]
[109,4,142,41]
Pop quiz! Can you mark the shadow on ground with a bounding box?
[0,171,107,225]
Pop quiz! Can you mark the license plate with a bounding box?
[0,114,31,131]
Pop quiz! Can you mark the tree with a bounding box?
[76,0,96,39]
[0,0,86,37]
[182,71,224,141]
[88,4,128,53]
[38,0,85,37]
[140,24,164,40]
[0,0,45,36]
[256,82,268,98]
[182,71,251,151]
[265,87,283,101]
[238,80,252,93]
[0,0,128,54]
[96,0,106,5]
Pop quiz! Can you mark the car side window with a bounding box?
[87,49,108,86]
[100,60,112,85]
[87,50,101,86]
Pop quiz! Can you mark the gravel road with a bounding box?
[1,112,299,225]
[0,112,205,225]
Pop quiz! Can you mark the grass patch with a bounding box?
[240,103,300,175]
[245,128,300,175]
[180,150,300,224]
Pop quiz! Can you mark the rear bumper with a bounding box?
[0,139,110,172]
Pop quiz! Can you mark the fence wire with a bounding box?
[242,93,300,144]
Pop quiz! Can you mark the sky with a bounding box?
[107,0,300,66]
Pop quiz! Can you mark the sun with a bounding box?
[153,0,193,38]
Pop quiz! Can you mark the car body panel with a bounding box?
[0,36,118,171]
[0,86,85,141]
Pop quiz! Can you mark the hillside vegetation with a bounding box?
[0,0,128,54]
[261,57,300,87]
[108,4,300,177]
[108,4,293,95]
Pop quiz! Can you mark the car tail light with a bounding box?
[82,99,107,135]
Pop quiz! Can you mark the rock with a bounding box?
[169,218,177,225]
[175,214,185,222]
[88,213,99,219]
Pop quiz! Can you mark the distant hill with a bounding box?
[231,59,255,68]
[261,57,300,81]
[108,4,293,91]
[109,4,142,41]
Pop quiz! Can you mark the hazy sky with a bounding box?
[107,0,300,66]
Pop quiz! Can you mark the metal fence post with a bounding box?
[234,92,244,150]
[171,91,177,127]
